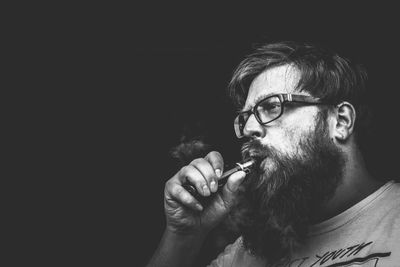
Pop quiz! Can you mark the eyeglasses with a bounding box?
[234,93,328,138]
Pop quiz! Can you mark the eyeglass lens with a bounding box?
[234,95,283,138]
[256,95,282,123]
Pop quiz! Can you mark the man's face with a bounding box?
[241,64,323,175]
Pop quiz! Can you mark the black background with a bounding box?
[17,2,400,266]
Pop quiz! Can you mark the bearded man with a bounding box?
[147,41,400,266]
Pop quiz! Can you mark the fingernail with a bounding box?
[215,169,222,178]
[196,204,203,211]
[202,185,210,196]
[210,181,217,192]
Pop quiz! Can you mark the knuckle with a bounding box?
[165,179,172,188]
[208,150,222,159]
[181,191,193,204]
[202,172,213,182]
[190,158,204,166]
[170,184,183,197]
[178,165,195,179]
[178,165,189,175]
[207,151,222,163]
[193,178,206,188]
[174,186,184,196]
[179,189,197,206]
[165,179,177,192]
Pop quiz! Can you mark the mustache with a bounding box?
[241,139,270,163]
[240,139,276,189]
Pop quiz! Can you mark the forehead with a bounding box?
[244,64,306,110]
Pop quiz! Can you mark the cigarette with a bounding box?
[183,159,255,198]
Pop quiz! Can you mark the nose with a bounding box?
[243,114,265,138]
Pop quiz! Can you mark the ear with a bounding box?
[333,101,356,142]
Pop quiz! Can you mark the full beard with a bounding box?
[234,116,345,264]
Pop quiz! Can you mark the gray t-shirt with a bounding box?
[208,181,400,267]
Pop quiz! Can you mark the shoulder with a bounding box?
[377,181,400,229]
[384,181,400,210]
[390,181,400,195]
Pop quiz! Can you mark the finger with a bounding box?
[166,181,203,211]
[220,170,246,207]
[179,165,211,197]
[190,158,217,194]
[204,151,224,192]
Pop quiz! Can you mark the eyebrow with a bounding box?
[241,93,278,112]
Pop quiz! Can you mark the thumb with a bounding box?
[220,170,247,208]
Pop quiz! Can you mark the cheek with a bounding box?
[260,126,302,155]
[260,121,315,156]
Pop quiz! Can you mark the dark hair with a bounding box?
[228,41,371,153]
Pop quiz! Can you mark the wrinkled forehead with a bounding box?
[244,64,305,110]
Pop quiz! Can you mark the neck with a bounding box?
[313,146,384,223]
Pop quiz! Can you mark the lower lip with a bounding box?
[247,156,266,170]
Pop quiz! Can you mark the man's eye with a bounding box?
[260,101,281,112]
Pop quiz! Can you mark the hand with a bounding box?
[164,151,247,235]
